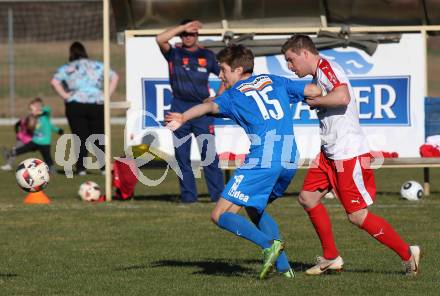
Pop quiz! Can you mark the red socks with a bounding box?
[306,203,339,259]
[306,204,411,261]
[361,212,411,261]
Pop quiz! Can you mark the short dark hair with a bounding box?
[69,41,88,62]
[281,34,318,55]
[179,19,198,38]
[180,18,194,26]
[216,44,254,74]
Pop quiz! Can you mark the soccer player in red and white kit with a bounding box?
[281,34,420,276]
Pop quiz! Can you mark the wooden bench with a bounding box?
[219,157,440,196]
[378,158,440,195]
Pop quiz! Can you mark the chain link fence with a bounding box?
[0,1,125,119]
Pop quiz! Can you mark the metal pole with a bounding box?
[125,25,440,37]
[319,0,328,28]
[8,8,15,121]
[103,0,112,201]
[422,28,430,197]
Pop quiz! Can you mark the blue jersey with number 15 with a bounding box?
[214,74,305,167]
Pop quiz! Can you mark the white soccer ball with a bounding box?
[15,158,50,192]
[78,181,101,201]
[400,181,423,201]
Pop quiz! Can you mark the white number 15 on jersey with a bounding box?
[245,85,284,120]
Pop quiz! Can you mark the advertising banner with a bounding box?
[125,34,425,159]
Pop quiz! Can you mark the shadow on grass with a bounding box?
[152,259,255,276]
[116,259,402,276]
[117,259,316,277]
[114,264,150,271]
[0,273,18,278]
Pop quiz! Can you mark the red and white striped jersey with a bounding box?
[312,57,370,160]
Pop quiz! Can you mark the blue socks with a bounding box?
[256,212,291,273]
[217,211,292,273]
[217,212,272,249]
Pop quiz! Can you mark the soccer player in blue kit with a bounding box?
[165,44,321,279]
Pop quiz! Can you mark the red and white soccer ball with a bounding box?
[15,158,50,192]
[78,181,101,202]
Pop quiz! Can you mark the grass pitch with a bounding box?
[0,126,439,295]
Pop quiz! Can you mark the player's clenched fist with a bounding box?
[165,112,185,131]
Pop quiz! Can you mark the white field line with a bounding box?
[0,117,126,125]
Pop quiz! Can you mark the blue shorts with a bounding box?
[222,165,297,213]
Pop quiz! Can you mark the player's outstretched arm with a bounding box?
[165,101,219,131]
[305,84,350,108]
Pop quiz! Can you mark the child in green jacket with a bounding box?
[2,98,63,173]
